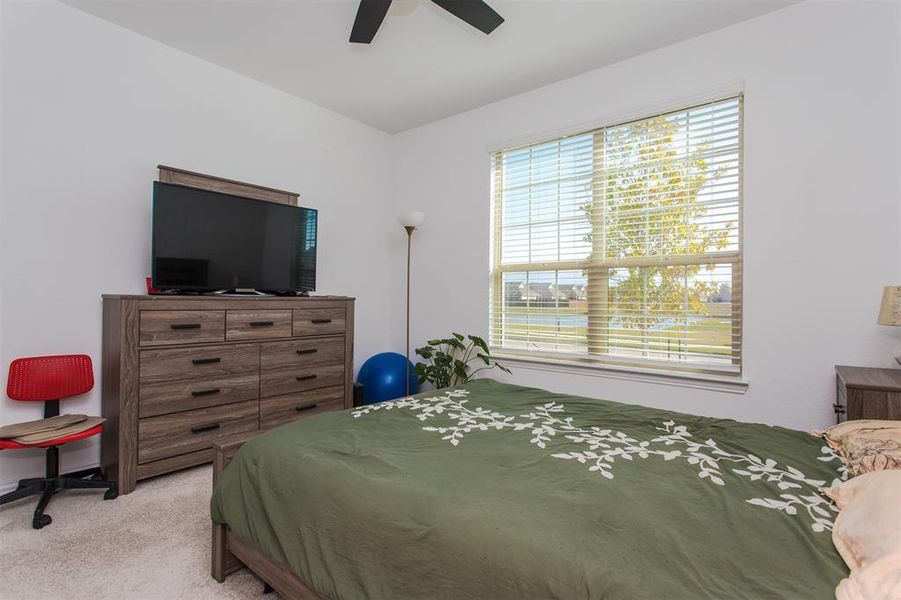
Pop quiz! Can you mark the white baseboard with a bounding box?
[0,461,101,495]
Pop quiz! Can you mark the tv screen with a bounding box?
[151,182,317,292]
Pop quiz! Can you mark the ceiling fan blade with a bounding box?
[430,0,504,35]
[350,0,393,44]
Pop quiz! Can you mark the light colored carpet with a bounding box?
[0,465,270,600]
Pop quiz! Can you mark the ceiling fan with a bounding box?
[350,0,504,44]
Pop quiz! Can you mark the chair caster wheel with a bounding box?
[104,487,118,500]
[33,514,52,529]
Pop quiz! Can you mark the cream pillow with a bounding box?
[835,556,901,600]
[820,470,901,599]
[815,420,901,476]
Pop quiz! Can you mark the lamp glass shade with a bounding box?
[398,211,425,228]
[877,286,901,326]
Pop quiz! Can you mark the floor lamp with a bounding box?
[398,211,425,396]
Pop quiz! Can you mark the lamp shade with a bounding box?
[877,286,901,326]
[397,211,425,228]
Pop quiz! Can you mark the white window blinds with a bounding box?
[490,96,742,376]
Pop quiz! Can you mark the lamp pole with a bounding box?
[397,211,424,397]
[404,224,414,396]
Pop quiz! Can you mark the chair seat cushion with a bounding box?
[0,414,89,439]
[0,422,104,449]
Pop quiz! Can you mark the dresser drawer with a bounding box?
[139,373,259,418]
[260,386,345,430]
[227,310,292,341]
[293,308,346,337]
[261,362,345,398]
[140,310,225,346]
[261,336,345,371]
[138,399,259,464]
[140,345,259,384]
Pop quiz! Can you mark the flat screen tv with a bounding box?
[152,182,317,293]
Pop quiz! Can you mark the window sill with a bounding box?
[491,353,749,394]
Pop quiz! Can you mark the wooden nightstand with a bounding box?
[835,366,901,423]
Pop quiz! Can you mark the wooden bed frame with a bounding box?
[211,432,323,598]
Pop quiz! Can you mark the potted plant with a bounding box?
[414,333,511,389]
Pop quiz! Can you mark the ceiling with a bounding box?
[65,0,798,133]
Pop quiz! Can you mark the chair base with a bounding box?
[0,467,118,529]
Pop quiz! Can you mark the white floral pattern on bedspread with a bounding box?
[352,388,847,533]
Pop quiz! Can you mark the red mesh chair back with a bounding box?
[6,355,94,402]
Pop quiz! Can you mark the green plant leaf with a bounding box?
[476,353,490,365]
[468,335,489,354]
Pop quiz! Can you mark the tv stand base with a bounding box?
[207,288,272,297]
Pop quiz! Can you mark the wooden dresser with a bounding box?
[834,365,901,423]
[101,294,354,494]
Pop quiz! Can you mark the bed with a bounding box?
[210,379,849,598]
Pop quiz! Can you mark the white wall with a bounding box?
[392,0,901,431]
[0,0,396,487]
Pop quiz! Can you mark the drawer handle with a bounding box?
[310,319,332,324]
[192,357,221,365]
[296,348,318,355]
[296,374,318,382]
[833,403,846,414]
[191,387,221,397]
[249,320,275,327]
[295,403,319,412]
[171,323,201,330]
[190,422,221,434]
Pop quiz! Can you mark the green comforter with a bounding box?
[211,379,847,599]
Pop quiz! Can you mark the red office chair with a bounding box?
[0,355,117,529]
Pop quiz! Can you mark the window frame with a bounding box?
[488,96,744,380]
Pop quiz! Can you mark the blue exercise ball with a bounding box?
[357,352,418,404]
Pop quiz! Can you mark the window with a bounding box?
[489,97,742,376]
